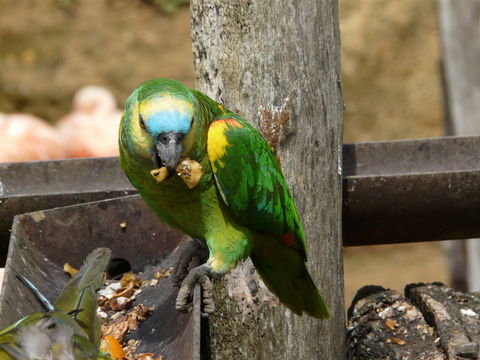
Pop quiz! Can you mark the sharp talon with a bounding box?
[175,263,215,314]
[198,274,215,313]
[175,284,193,312]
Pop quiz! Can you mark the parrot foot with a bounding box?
[176,263,215,314]
[172,237,208,287]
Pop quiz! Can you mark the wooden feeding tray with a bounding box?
[0,195,201,360]
[0,157,137,265]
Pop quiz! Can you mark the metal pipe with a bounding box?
[2,135,480,248]
[343,135,480,246]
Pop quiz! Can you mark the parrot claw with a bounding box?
[172,238,208,287]
[175,263,215,314]
[199,274,215,314]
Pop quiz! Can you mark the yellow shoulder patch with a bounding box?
[207,119,242,172]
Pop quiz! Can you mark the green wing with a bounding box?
[207,115,306,258]
[54,247,111,346]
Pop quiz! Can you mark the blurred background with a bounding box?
[0,0,450,306]
[340,0,449,305]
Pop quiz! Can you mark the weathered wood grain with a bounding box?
[407,283,480,359]
[347,283,480,360]
[347,286,444,360]
[190,1,345,358]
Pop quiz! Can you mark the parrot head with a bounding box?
[121,78,201,173]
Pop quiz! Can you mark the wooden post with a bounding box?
[439,0,480,292]
[191,1,345,358]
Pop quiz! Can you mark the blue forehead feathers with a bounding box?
[145,109,192,137]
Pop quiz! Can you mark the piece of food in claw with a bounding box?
[176,158,204,189]
[150,167,169,183]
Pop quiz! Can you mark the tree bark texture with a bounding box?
[190,1,344,359]
[347,283,480,360]
[439,0,480,292]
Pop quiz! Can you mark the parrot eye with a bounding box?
[139,114,146,130]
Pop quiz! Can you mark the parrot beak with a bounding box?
[153,131,185,172]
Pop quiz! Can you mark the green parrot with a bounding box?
[0,248,112,360]
[119,78,330,319]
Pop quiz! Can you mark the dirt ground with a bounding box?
[0,0,451,308]
[341,0,443,143]
[0,0,195,122]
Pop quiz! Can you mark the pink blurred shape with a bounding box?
[57,86,121,158]
[0,113,66,162]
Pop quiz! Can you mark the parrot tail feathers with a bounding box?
[250,245,330,319]
[297,267,331,319]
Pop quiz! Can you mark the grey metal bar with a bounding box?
[343,170,480,246]
[0,157,132,196]
[1,135,480,249]
[343,135,480,177]
[343,135,480,246]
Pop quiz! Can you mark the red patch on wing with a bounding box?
[222,118,243,127]
[210,118,243,130]
[282,233,295,246]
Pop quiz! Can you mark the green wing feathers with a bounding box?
[206,114,329,318]
[207,116,306,257]
[0,248,111,359]
[54,247,111,345]
[54,247,111,310]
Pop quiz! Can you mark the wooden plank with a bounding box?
[191,0,345,358]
